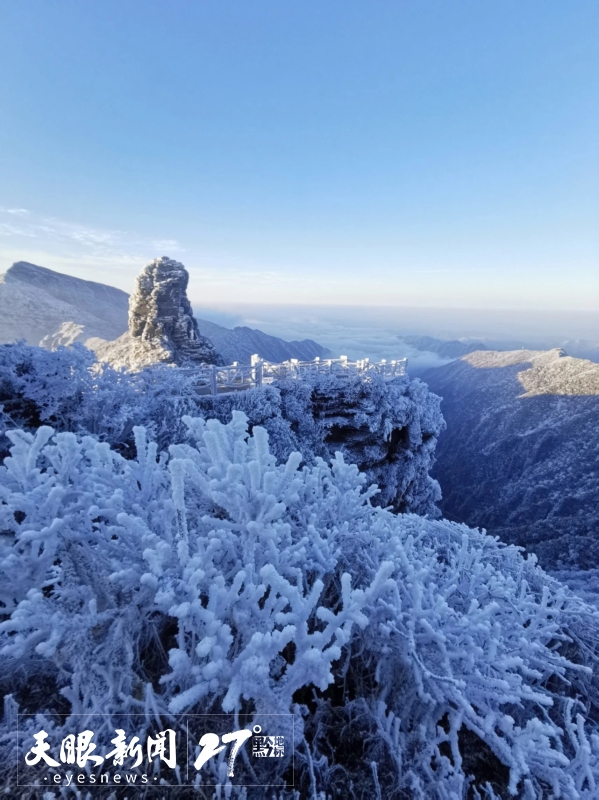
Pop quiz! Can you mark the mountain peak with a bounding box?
[124,255,222,367]
[0,259,331,365]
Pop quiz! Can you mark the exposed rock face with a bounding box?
[94,257,223,370]
[422,349,599,569]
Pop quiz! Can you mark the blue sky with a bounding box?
[0,1,597,310]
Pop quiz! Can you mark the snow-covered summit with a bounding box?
[461,347,599,396]
[0,261,129,344]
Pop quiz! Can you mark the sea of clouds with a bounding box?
[191,304,599,375]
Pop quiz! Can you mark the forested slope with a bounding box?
[423,349,599,569]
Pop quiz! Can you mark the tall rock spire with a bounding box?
[128,256,220,365]
[91,256,222,370]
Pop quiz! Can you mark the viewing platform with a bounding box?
[182,355,409,397]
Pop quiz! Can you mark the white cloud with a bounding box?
[0,207,183,256]
[151,238,184,252]
[0,222,38,238]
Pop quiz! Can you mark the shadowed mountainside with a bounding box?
[193,317,330,364]
[422,349,599,569]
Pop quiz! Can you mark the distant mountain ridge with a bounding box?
[402,333,599,365]
[195,317,328,364]
[0,261,331,364]
[7,261,130,321]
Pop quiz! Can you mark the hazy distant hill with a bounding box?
[0,261,330,364]
[422,349,599,569]
[398,335,488,359]
[403,333,599,364]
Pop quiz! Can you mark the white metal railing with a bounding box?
[183,355,408,397]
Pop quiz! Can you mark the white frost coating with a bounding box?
[0,341,444,516]
[2,412,599,796]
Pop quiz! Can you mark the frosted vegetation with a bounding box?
[1,344,599,797]
[0,342,443,517]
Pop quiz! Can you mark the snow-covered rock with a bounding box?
[0,260,331,365]
[422,349,599,569]
[0,342,443,516]
[285,371,444,515]
[39,321,86,349]
[195,369,444,516]
[92,256,223,369]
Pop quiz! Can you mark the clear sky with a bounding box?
[0,1,597,310]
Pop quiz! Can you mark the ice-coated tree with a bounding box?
[2,412,599,798]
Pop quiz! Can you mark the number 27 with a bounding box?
[194,730,252,778]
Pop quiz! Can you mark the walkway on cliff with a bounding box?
[182,355,409,396]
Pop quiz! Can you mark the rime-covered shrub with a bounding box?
[2,414,599,798]
[0,342,443,516]
[0,342,207,458]
[0,341,96,443]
